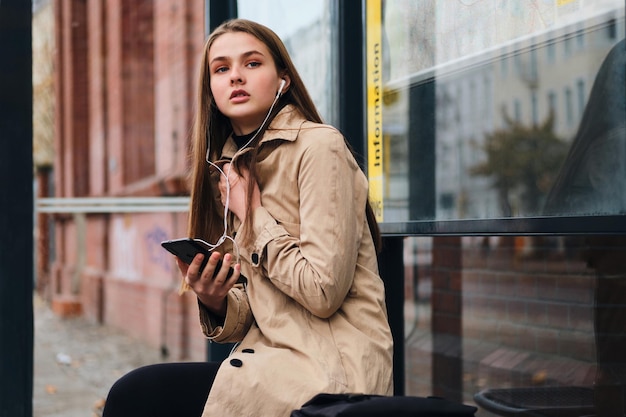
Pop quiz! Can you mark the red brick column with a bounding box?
[52,0,89,317]
[431,236,463,400]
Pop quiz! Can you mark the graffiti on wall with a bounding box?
[145,226,174,273]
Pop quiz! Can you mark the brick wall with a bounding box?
[462,238,595,363]
[87,0,107,195]
[465,239,597,398]
[55,0,89,198]
[406,236,604,400]
[50,0,207,360]
[122,0,156,184]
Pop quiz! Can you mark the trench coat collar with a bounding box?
[219,105,305,160]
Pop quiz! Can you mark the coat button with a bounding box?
[242,348,255,354]
[230,358,243,367]
[251,252,259,265]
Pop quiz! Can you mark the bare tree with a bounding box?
[33,0,55,172]
[32,0,55,297]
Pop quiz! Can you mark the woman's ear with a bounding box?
[278,74,291,95]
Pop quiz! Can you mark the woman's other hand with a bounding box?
[218,163,261,221]
[176,251,241,316]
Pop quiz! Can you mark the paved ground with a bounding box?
[33,294,168,417]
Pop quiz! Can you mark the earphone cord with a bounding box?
[201,89,283,262]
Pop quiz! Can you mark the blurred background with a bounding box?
[15,0,626,415]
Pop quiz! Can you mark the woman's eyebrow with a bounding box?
[209,50,266,66]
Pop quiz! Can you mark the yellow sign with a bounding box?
[366,0,384,222]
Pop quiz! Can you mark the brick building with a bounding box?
[43,0,208,361]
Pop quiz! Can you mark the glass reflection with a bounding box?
[545,38,626,216]
[402,234,626,415]
[380,1,625,222]
[237,0,337,124]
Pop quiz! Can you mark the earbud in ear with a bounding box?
[277,79,286,96]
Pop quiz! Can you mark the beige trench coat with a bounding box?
[199,105,394,417]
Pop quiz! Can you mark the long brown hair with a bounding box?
[188,19,381,253]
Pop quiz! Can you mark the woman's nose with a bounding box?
[230,67,244,85]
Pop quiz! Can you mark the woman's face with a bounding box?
[208,31,285,135]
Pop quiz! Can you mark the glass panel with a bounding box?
[402,234,626,414]
[237,0,338,124]
[378,1,625,222]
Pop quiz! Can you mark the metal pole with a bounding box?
[337,0,365,164]
[379,236,406,395]
[205,0,238,35]
[204,0,238,363]
[0,0,34,415]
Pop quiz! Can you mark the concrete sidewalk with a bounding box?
[33,294,168,417]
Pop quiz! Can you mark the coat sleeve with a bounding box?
[238,129,368,318]
[198,285,254,343]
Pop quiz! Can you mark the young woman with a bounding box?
[102,18,393,417]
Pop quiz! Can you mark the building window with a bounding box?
[514,53,523,76]
[501,50,508,77]
[563,34,573,57]
[530,46,538,80]
[576,28,585,49]
[531,92,538,126]
[607,18,617,39]
[547,90,557,122]
[577,79,586,119]
[439,193,454,210]
[565,87,573,126]
[514,99,522,123]
[546,41,556,64]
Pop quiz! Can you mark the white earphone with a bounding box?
[277,79,286,97]
[203,76,288,260]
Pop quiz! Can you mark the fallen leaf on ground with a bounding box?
[93,398,106,409]
[532,370,548,384]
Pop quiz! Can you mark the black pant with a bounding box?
[102,362,221,417]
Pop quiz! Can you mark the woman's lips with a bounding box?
[230,89,249,103]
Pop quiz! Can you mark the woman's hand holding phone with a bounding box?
[179,251,241,316]
[161,238,243,317]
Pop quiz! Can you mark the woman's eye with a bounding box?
[247,61,261,68]
[214,66,228,74]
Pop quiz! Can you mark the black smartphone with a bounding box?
[161,238,239,280]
